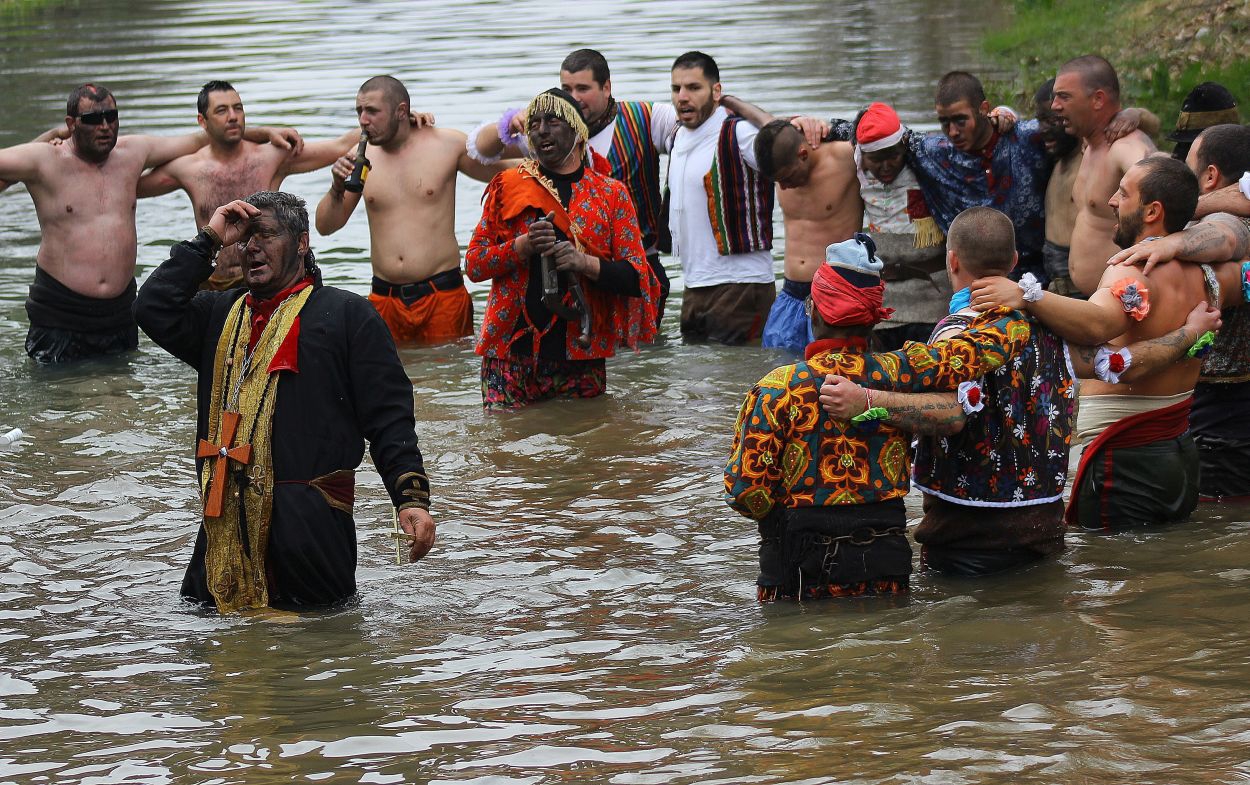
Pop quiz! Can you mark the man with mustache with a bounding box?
[316,75,503,346]
[465,88,660,409]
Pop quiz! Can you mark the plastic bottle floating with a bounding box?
[0,428,26,449]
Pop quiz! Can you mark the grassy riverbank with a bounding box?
[983,0,1250,124]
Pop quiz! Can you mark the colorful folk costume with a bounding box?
[466,88,660,409]
[471,97,678,326]
[726,235,1031,601]
[134,229,430,613]
[911,295,1075,575]
[853,103,952,349]
[661,105,776,344]
[1069,277,1199,530]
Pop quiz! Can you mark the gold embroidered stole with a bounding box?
[200,287,313,613]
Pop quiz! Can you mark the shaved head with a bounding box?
[1057,55,1120,102]
[948,207,1016,276]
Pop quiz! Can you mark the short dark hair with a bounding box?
[67,83,114,117]
[561,49,610,85]
[754,120,802,180]
[1195,124,1250,186]
[197,80,236,116]
[1058,55,1120,102]
[1135,156,1199,233]
[948,207,1016,276]
[672,51,719,83]
[359,75,410,110]
[1034,78,1056,112]
[936,71,985,108]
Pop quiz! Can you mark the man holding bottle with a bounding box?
[315,75,505,345]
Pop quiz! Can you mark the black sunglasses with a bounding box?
[76,109,119,125]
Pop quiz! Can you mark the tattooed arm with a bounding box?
[1067,301,1222,381]
[1107,213,1250,274]
[820,378,964,435]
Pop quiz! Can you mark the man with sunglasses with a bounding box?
[0,83,299,363]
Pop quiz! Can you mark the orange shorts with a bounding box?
[368,273,474,345]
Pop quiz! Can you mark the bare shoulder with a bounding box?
[426,126,468,149]
[1110,130,1156,166]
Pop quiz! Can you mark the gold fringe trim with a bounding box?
[912,216,945,249]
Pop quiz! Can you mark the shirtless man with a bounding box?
[0,83,295,363]
[139,80,372,290]
[753,120,861,353]
[1035,78,1084,296]
[972,156,1245,530]
[316,75,503,345]
[1052,55,1156,295]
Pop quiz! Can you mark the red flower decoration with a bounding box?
[966,385,981,407]
[1108,353,1126,373]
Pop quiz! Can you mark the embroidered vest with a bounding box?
[606,101,663,253]
[704,116,774,256]
[912,313,1075,506]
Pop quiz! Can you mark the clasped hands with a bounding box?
[515,212,598,276]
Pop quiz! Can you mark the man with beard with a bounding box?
[139,81,414,291]
[316,75,503,345]
[664,51,776,344]
[972,157,1246,530]
[0,83,297,363]
[752,119,862,354]
[133,191,435,613]
[1052,56,1157,295]
[469,49,680,327]
[465,88,660,409]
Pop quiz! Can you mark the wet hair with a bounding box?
[1034,78,1056,112]
[1058,55,1120,102]
[197,80,236,116]
[359,75,410,110]
[754,120,803,180]
[244,191,316,272]
[936,71,985,108]
[671,51,719,83]
[948,207,1016,276]
[1194,124,1250,186]
[561,49,610,85]
[66,83,114,117]
[1135,156,1199,233]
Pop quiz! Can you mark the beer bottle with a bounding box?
[344,132,370,193]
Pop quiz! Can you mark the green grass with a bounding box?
[981,0,1250,130]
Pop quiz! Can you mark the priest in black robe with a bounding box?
[134,190,434,613]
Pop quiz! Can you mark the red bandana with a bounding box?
[243,275,313,372]
[811,264,894,327]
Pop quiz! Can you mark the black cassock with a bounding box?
[134,235,430,609]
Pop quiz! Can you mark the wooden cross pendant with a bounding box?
[195,411,254,518]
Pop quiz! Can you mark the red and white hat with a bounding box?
[856,102,905,152]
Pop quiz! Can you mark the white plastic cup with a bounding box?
[0,428,25,448]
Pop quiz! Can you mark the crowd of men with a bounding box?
[1,49,1249,612]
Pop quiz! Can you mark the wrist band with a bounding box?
[1187,330,1217,358]
[1094,346,1132,383]
[850,386,888,423]
[1018,272,1044,303]
[498,107,524,147]
[199,225,224,253]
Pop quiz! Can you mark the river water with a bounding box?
[2,1,1249,783]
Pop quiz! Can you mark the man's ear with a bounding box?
[298,231,310,258]
[1008,250,1019,275]
[1143,200,1164,225]
[978,100,991,116]
[197,113,208,131]
[947,248,961,276]
[711,82,723,103]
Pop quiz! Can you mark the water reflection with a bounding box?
[3,0,1249,783]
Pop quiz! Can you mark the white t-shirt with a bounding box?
[663,106,774,288]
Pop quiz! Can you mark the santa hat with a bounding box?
[856,102,905,152]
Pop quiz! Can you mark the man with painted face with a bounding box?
[470,50,680,328]
[316,75,504,346]
[133,191,435,613]
[1035,78,1085,297]
[139,80,396,291]
[466,88,660,409]
[661,51,776,345]
[0,83,298,363]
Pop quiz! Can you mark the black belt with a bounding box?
[371,269,463,305]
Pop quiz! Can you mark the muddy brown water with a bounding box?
[2,1,1249,783]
